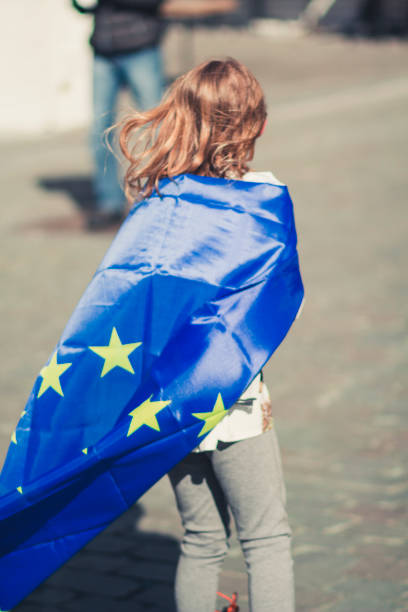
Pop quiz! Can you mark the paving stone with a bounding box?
[46,567,139,599]
[119,560,176,583]
[136,583,176,608]
[295,587,337,611]
[84,534,133,555]
[62,595,146,612]
[13,603,44,612]
[25,586,76,607]
[102,504,144,537]
[66,551,128,573]
[129,539,180,563]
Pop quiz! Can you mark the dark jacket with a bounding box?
[73,0,164,56]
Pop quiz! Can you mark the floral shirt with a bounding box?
[193,375,273,451]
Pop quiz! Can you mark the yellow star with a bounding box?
[127,396,171,437]
[11,431,17,445]
[192,393,228,437]
[37,351,72,398]
[89,327,141,378]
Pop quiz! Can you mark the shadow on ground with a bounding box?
[38,176,96,213]
[15,175,121,234]
[15,504,179,612]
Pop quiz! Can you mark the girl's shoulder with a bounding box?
[242,171,285,186]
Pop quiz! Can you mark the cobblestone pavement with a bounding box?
[1,28,407,612]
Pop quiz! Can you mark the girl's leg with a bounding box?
[211,429,295,612]
[168,452,230,612]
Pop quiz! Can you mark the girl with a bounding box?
[119,58,298,612]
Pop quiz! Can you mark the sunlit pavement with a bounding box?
[1,27,407,612]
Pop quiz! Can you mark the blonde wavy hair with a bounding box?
[119,58,267,202]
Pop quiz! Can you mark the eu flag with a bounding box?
[0,174,303,609]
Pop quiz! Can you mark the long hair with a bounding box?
[119,58,267,202]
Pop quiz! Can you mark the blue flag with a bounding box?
[0,174,303,609]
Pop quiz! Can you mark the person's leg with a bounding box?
[91,54,124,214]
[211,430,295,612]
[168,452,230,612]
[119,45,164,111]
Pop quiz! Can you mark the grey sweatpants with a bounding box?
[168,428,294,612]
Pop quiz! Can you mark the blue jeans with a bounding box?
[91,46,163,213]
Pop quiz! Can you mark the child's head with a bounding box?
[120,58,267,201]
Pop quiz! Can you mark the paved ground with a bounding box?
[0,27,407,612]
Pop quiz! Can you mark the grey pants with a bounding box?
[168,428,295,612]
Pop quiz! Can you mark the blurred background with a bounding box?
[1,0,407,139]
[0,1,407,610]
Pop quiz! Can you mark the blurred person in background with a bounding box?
[357,0,408,35]
[72,0,165,230]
